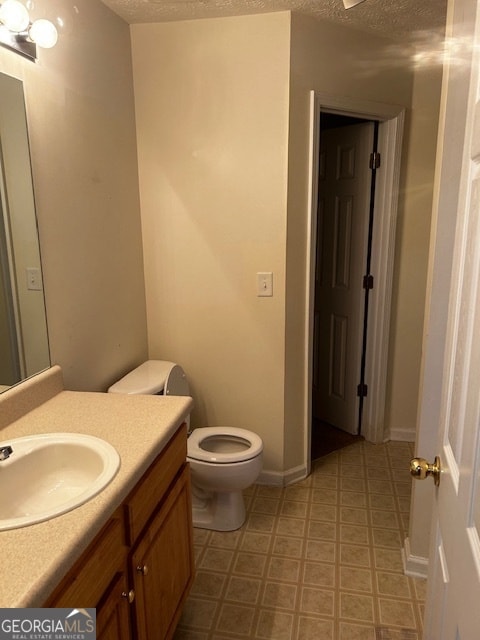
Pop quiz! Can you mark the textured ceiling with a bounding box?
[100,0,447,42]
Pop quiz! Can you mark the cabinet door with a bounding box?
[97,572,132,640]
[131,465,194,640]
[45,510,127,608]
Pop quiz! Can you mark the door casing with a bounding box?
[304,91,405,474]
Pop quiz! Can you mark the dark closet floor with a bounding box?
[311,418,364,460]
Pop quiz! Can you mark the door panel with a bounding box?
[330,313,347,400]
[424,526,450,640]
[422,0,480,635]
[333,196,353,288]
[313,122,374,434]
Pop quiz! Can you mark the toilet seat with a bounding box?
[187,427,263,464]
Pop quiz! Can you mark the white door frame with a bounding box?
[304,91,405,472]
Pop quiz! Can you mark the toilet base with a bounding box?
[191,487,246,531]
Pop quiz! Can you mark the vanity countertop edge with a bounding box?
[0,371,193,608]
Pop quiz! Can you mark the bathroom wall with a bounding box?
[385,62,442,441]
[284,14,416,471]
[131,12,439,476]
[285,15,442,468]
[0,1,441,480]
[0,0,148,391]
[131,13,291,475]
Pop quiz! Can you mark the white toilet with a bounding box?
[187,426,263,531]
[108,360,263,532]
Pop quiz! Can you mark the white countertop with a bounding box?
[0,368,193,607]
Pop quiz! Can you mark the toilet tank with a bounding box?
[107,360,190,396]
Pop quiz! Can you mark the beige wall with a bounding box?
[386,63,442,440]
[132,11,438,478]
[131,13,291,474]
[0,2,441,479]
[0,0,148,391]
[285,14,416,470]
[287,15,442,465]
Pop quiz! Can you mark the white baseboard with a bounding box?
[402,537,429,578]
[258,464,308,487]
[284,464,309,486]
[257,470,284,486]
[390,426,417,442]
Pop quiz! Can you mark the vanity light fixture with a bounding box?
[0,0,57,61]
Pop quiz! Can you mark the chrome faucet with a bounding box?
[0,446,13,461]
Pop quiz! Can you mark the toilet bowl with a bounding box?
[108,361,263,531]
[187,426,263,531]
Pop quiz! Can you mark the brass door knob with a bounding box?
[136,564,149,576]
[121,589,135,604]
[410,456,441,486]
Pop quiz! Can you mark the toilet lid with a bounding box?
[187,427,263,463]
[108,360,188,395]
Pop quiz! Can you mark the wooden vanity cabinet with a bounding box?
[45,424,194,640]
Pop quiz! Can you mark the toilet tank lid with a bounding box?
[108,360,179,395]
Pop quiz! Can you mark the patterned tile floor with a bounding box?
[174,440,426,640]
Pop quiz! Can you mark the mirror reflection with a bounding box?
[0,72,49,391]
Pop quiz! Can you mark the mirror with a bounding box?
[0,72,50,392]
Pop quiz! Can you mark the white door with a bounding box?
[421,0,480,636]
[313,122,374,434]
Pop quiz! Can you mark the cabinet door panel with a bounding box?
[45,509,127,607]
[125,424,187,544]
[132,465,194,640]
[97,572,132,640]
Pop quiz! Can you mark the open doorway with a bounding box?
[311,113,377,458]
[304,92,405,469]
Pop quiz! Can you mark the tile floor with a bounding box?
[174,440,426,640]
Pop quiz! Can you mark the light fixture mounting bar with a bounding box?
[0,24,36,60]
[343,0,367,8]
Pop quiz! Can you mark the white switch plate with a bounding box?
[257,272,273,297]
[26,267,43,291]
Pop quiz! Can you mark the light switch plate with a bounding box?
[257,272,273,297]
[26,267,43,291]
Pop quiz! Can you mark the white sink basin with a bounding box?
[0,433,120,530]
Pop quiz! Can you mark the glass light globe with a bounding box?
[29,18,58,48]
[0,0,30,32]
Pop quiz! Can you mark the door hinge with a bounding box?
[363,274,374,290]
[357,383,368,398]
[369,151,381,170]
